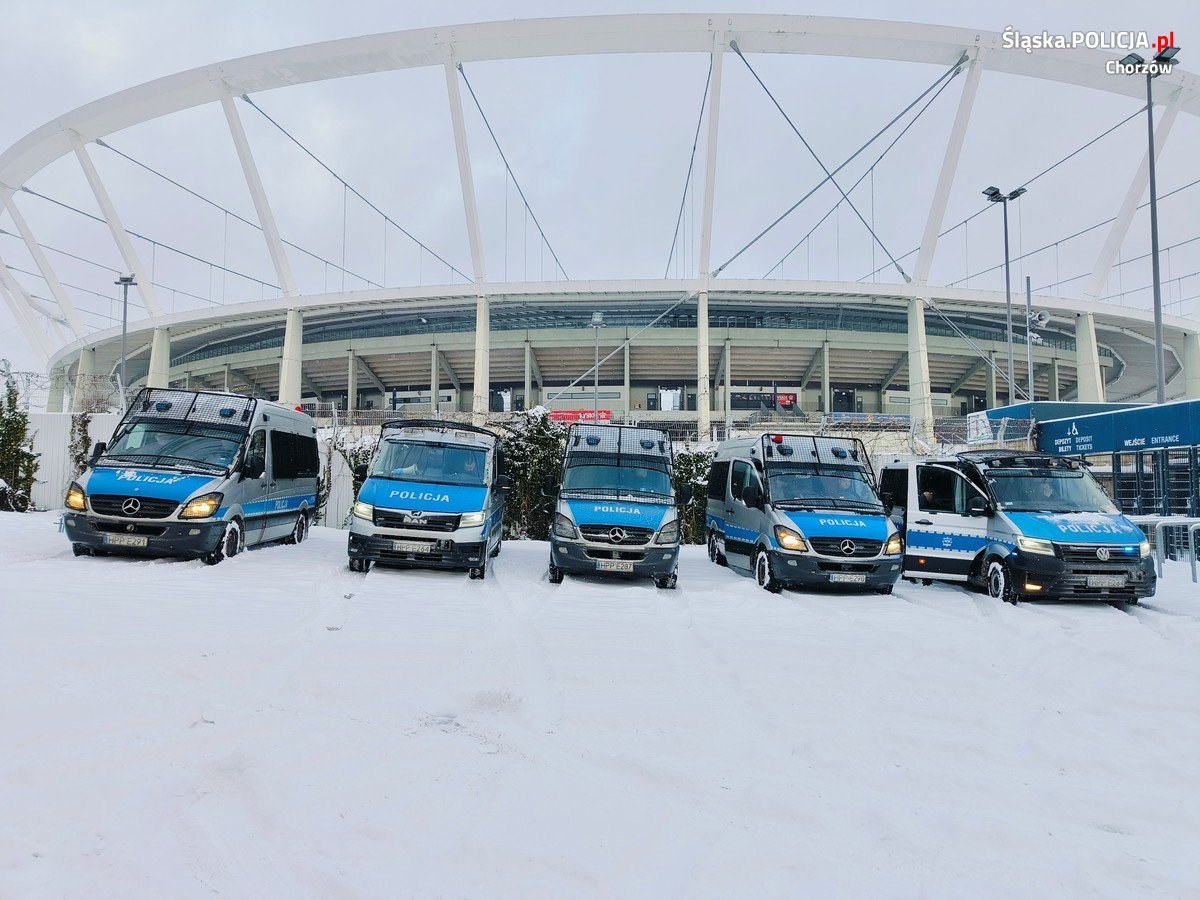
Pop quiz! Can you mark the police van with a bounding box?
[705,433,902,593]
[878,451,1155,603]
[547,423,684,589]
[347,419,509,578]
[64,388,319,564]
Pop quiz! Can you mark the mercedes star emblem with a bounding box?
[609,527,627,543]
[121,497,141,515]
[840,539,857,555]
[1096,547,1110,561]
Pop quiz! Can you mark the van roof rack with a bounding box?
[381,418,497,439]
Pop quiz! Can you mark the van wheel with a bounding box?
[469,565,487,580]
[204,520,243,566]
[654,572,678,590]
[548,564,564,584]
[987,559,1017,604]
[754,549,783,594]
[875,585,895,595]
[285,512,308,545]
[72,543,91,557]
[707,532,727,567]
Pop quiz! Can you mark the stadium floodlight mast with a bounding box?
[590,311,605,421]
[1120,45,1180,405]
[983,185,1027,403]
[115,274,136,410]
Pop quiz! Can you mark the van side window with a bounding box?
[271,431,319,479]
[880,468,908,509]
[707,461,730,501]
[917,465,962,514]
[245,430,266,474]
[731,460,758,506]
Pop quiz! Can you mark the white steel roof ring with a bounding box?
[2,14,1198,189]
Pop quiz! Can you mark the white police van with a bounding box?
[878,451,1155,602]
[705,433,902,593]
[347,419,510,578]
[64,388,319,564]
[547,423,684,589]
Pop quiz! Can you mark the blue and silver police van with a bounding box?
[64,388,319,564]
[878,451,1155,603]
[547,423,683,589]
[705,433,902,593]
[347,419,509,578]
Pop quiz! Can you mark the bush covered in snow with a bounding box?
[499,411,567,540]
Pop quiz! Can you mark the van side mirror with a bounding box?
[89,441,106,464]
[742,482,762,509]
[496,475,512,492]
[678,484,693,506]
[967,495,991,517]
[354,464,368,481]
[542,474,559,497]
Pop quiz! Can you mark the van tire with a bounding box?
[875,585,895,595]
[469,564,487,580]
[349,557,372,573]
[285,512,308,545]
[707,532,727,567]
[754,549,783,594]
[654,572,678,590]
[548,564,564,584]
[72,543,91,557]
[987,559,1017,604]
[204,520,243,566]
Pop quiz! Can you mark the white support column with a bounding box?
[1182,333,1200,400]
[1085,91,1182,300]
[821,341,831,415]
[70,133,163,317]
[347,350,358,411]
[221,91,298,297]
[724,338,732,428]
[223,364,231,393]
[1049,357,1061,402]
[431,345,440,414]
[278,308,304,404]
[46,368,66,412]
[1074,313,1105,402]
[147,327,170,388]
[912,52,982,286]
[0,253,52,363]
[1,188,85,335]
[694,33,726,438]
[623,342,631,417]
[443,59,490,418]
[72,348,97,412]
[523,342,533,412]
[986,352,998,409]
[907,299,935,441]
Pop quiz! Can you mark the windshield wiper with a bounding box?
[98,452,225,475]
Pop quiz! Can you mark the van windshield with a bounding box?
[767,468,881,512]
[371,439,487,486]
[561,461,673,502]
[103,422,241,473]
[986,468,1117,513]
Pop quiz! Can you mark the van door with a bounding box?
[904,463,990,581]
[265,430,319,542]
[240,428,270,545]
[724,459,762,570]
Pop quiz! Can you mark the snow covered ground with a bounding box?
[2,512,1198,898]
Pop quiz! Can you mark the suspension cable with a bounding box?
[456,64,570,281]
[664,55,713,278]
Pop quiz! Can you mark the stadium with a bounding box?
[2,15,1199,438]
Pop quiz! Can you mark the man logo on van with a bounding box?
[403,511,428,525]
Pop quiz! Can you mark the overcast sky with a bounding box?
[1,0,1197,375]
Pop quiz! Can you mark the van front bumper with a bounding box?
[1008,551,1156,600]
[347,530,488,570]
[770,548,903,590]
[551,537,679,578]
[64,514,226,558]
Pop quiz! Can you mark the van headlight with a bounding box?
[180,492,223,519]
[1139,539,1151,559]
[553,513,579,540]
[460,510,485,527]
[1016,536,1056,556]
[353,500,374,522]
[884,533,903,556]
[65,482,87,511]
[773,525,808,552]
[655,520,679,544]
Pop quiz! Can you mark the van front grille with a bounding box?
[580,524,653,545]
[373,510,461,531]
[89,495,179,519]
[809,537,883,558]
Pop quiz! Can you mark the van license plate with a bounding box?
[596,560,634,573]
[392,540,431,553]
[104,534,148,547]
[1087,574,1126,588]
[829,572,867,584]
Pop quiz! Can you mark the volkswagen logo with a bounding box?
[608,527,628,543]
[1096,547,1111,561]
[121,497,141,515]
[840,539,857,556]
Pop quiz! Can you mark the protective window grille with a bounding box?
[120,388,257,431]
[566,424,673,467]
[758,434,877,487]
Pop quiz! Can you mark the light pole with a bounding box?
[1120,46,1179,404]
[983,185,1026,404]
[1025,275,1034,399]
[115,274,136,409]
[589,311,605,421]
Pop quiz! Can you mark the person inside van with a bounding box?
[447,450,484,485]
